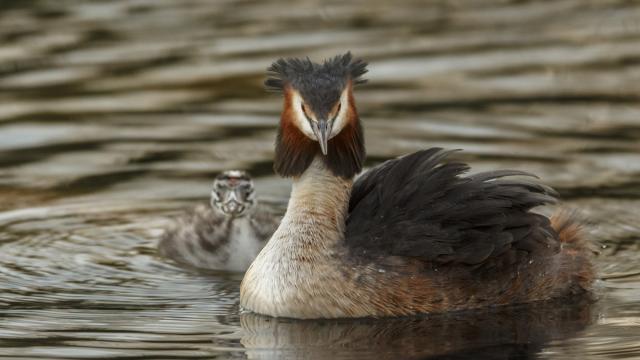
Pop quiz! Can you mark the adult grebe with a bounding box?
[158,170,279,272]
[240,53,594,318]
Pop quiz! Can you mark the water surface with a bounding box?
[0,1,639,359]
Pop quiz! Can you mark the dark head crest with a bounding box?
[264,52,368,93]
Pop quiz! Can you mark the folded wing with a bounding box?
[346,148,560,266]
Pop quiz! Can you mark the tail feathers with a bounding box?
[550,210,584,245]
[550,210,595,295]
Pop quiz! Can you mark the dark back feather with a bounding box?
[346,148,560,266]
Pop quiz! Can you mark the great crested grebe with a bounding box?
[240,53,594,319]
[158,171,279,272]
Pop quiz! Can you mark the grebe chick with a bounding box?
[240,53,594,319]
[158,170,279,272]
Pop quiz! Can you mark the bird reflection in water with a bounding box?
[239,298,593,360]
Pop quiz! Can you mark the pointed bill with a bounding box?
[311,120,330,155]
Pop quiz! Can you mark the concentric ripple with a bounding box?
[0,201,243,359]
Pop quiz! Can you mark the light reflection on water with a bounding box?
[0,0,639,359]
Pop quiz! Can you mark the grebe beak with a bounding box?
[223,200,245,214]
[311,119,331,156]
[221,189,246,215]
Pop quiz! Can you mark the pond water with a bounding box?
[0,0,639,359]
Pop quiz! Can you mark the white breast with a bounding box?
[241,231,303,316]
[225,217,264,272]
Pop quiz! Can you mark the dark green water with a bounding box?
[0,1,639,359]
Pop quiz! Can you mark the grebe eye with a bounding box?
[300,104,315,122]
[334,103,341,118]
[301,103,313,121]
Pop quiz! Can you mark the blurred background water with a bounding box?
[0,0,639,359]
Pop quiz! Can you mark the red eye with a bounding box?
[331,103,341,119]
[301,103,312,121]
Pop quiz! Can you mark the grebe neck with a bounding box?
[277,156,353,249]
[241,156,356,317]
